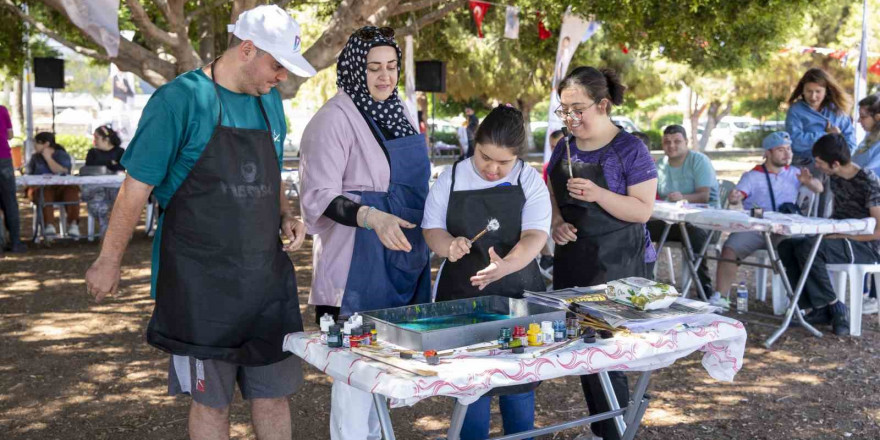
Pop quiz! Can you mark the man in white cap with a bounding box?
[85,5,315,439]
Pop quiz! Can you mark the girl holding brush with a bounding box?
[546,66,658,440]
[422,105,550,439]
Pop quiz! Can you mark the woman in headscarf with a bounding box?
[299,26,431,440]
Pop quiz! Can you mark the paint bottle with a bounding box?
[553,320,566,342]
[319,313,334,344]
[370,323,378,345]
[342,322,353,348]
[527,323,543,346]
[362,323,373,346]
[514,325,528,347]
[497,327,512,349]
[566,318,580,339]
[327,325,342,348]
[352,312,363,328]
[541,321,554,344]
[351,326,363,348]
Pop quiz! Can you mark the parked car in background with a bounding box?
[611,115,639,133]
[702,116,759,149]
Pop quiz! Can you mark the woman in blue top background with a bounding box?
[854,93,880,175]
[785,68,855,165]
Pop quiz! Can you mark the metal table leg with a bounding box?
[677,222,709,301]
[764,232,824,347]
[33,187,45,243]
[372,393,396,440]
[655,222,672,254]
[445,400,470,440]
[597,371,627,437]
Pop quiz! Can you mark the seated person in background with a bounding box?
[83,126,126,235]
[647,124,719,300]
[778,133,880,336]
[713,132,823,306]
[25,132,80,237]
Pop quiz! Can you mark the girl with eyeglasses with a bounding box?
[545,66,658,440]
[299,26,431,440]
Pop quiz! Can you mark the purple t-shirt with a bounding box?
[0,106,11,160]
[548,131,659,263]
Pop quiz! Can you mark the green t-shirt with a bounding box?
[121,69,286,298]
[656,150,719,206]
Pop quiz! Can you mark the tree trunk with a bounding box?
[12,75,23,137]
[688,90,707,150]
[518,98,534,155]
[697,100,733,151]
[197,13,215,62]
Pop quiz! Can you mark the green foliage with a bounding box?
[577,0,815,73]
[56,134,92,160]
[654,113,684,131]
[532,128,547,150]
[734,130,771,150]
[735,97,786,119]
[643,129,663,150]
[431,131,459,146]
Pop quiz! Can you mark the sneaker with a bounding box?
[68,222,80,238]
[804,306,832,325]
[708,292,730,310]
[830,301,850,336]
[44,224,57,236]
[862,296,879,314]
[539,255,553,271]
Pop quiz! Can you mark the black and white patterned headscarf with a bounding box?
[337,28,417,139]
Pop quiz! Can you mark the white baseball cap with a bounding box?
[227,5,316,77]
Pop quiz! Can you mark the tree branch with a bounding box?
[395,0,465,37]
[392,0,445,16]
[126,0,178,48]
[187,0,233,24]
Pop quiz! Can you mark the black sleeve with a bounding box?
[322,195,362,228]
[110,148,126,172]
[85,149,96,166]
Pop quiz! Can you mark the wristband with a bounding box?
[363,206,376,231]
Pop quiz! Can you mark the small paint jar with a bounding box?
[566,318,580,339]
[514,325,527,347]
[361,323,373,346]
[541,321,554,344]
[319,313,334,344]
[553,320,566,342]
[342,322,353,348]
[527,323,543,346]
[369,323,378,345]
[327,325,342,348]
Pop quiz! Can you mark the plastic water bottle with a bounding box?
[736,282,748,314]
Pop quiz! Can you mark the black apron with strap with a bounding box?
[437,159,544,396]
[146,62,303,366]
[550,135,646,289]
[436,159,545,301]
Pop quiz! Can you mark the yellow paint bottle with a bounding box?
[527,323,543,346]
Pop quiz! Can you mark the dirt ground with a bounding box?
[2,156,879,439]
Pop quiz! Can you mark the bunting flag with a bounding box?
[59,0,120,56]
[469,1,490,38]
[620,43,629,54]
[869,59,880,76]
[504,6,520,39]
[853,0,869,143]
[537,12,552,40]
[581,20,600,43]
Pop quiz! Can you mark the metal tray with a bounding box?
[362,295,566,352]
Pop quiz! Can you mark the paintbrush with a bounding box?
[562,127,573,178]
[470,218,500,243]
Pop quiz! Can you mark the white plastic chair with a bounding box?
[826,263,880,337]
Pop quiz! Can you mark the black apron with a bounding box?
[550,136,646,289]
[437,159,544,396]
[436,159,545,301]
[550,135,643,440]
[146,63,303,366]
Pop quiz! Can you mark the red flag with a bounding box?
[620,43,629,54]
[537,12,551,40]
[869,59,880,75]
[469,1,490,38]
[829,49,847,60]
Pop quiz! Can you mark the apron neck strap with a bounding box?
[208,57,273,134]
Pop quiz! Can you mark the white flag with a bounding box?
[404,34,418,120]
[544,8,594,162]
[59,0,120,57]
[504,6,520,39]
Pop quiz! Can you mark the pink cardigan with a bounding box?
[299,91,417,307]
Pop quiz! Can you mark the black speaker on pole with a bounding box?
[34,57,65,89]
[415,60,446,93]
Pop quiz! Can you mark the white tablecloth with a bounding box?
[652,201,875,236]
[284,314,746,408]
[15,174,126,188]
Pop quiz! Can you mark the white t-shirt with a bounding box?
[421,158,551,234]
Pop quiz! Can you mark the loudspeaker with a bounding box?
[34,57,65,89]
[415,60,446,93]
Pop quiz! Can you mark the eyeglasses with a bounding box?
[355,26,395,41]
[554,101,598,122]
